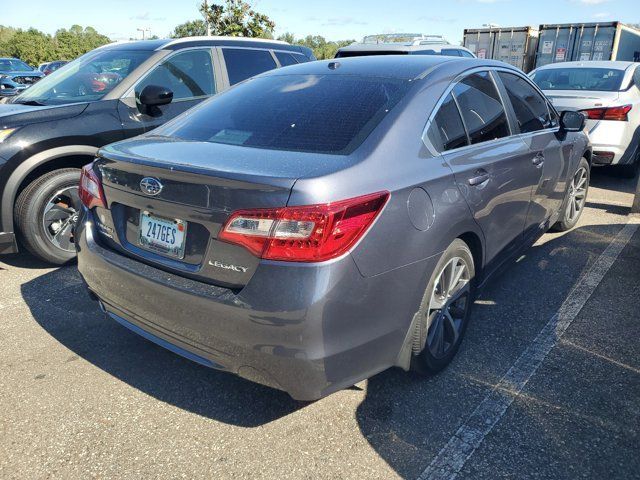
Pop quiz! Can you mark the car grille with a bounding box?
[12,76,39,85]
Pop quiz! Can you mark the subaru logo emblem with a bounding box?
[140,177,163,196]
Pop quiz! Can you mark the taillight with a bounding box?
[79,163,107,209]
[219,191,390,262]
[580,105,632,121]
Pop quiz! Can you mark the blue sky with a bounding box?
[4,0,640,43]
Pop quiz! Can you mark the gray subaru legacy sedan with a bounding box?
[75,56,591,400]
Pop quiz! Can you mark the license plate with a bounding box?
[138,211,187,259]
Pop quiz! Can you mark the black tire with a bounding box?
[552,157,590,232]
[14,168,82,265]
[411,239,475,374]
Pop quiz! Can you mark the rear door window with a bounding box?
[453,72,510,145]
[441,49,462,57]
[497,71,552,133]
[138,49,214,101]
[274,51,298,67]
[223,48,277,85]
[292,53,311,63]
[428,93,468,152]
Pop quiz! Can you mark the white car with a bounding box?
[530,61,640,177]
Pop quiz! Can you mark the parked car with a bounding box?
[0,58,44,97]
[42,60,69,75]
[76,56,591,401]
[0,37,314,262]
[336,34,476,58]
[530,60,640,177]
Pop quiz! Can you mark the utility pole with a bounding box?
[136,28,150,40]
[203,0,211,36]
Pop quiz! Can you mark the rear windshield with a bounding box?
[157,74,411,155]
[531,67,625,92]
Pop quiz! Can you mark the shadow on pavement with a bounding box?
[590,167,637,195]
[17,221,633,473]
[355,222,635,479]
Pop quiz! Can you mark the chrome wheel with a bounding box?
[425,256,471,359]
[42,186,81,253]
[566,166,588,224]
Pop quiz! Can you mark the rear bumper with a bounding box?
[76,210,431,400]
[0,232,18,254]
[588,121,640,166]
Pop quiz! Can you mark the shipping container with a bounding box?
[535,22,640,68]
[463,26,539,72]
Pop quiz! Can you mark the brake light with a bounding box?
[79,163,107,209]
[580,105,632,121]
[219,191,390,262]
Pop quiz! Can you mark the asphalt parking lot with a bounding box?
[1,169,639,480]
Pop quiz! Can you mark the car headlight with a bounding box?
[0,128,17,143]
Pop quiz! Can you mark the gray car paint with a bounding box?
[76,56,590,400]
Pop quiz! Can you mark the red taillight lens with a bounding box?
[219,191,390,262]
[580,105,632,121]
[79,163,107,209]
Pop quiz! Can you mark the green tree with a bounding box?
[0,28,54,66]
[53,25,110,60]
[277,33,355,60]
[171,19,207,38]
[199,0,275,38]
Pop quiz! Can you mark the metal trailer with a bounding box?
[535,22,640,69]
[463,26,539,72]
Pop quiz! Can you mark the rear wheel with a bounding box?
[552,158,589,232]
[14,168,82,265]
[411,239,475,374]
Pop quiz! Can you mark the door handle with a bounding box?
[468,170,490,186]
[533,153,545,167]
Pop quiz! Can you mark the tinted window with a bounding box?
[453,72,510,144]
[223,48,277,85]
[411,50,437,56]
[441,49,462,57]
[158,74,411,155]
[531,67,625,92]
[138,49,214,101]
[428,93,468,152]
[292,53,311,63]
[275,51,298,67]
[498,72,551,133]
[460,50,475,58]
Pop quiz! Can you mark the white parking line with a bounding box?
[418,217,640,480]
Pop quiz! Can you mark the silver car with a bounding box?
[76,56,591,400]
[531,60,640,177]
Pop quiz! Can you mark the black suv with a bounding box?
[0,37,314,263]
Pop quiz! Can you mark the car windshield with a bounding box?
[531,67,625,92]
[156,74,412,155]
[12,49,152,105]
[0,59,34,72]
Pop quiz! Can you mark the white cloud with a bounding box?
[592,11,611,18]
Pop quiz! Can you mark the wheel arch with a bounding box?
[1,146,97,235]
[457,231,483,278]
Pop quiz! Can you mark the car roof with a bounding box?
[534,60,637,71]
[337,42,473,54]
[257,55,507,81]
[96,36,308,54]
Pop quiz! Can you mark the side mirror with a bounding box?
[136,84,173,107]
[559,110,585,132]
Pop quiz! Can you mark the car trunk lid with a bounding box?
[93,136,351,288]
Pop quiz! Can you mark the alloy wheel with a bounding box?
[425,256,471,359]
[566,166,588,224]
[42,186,81,253]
